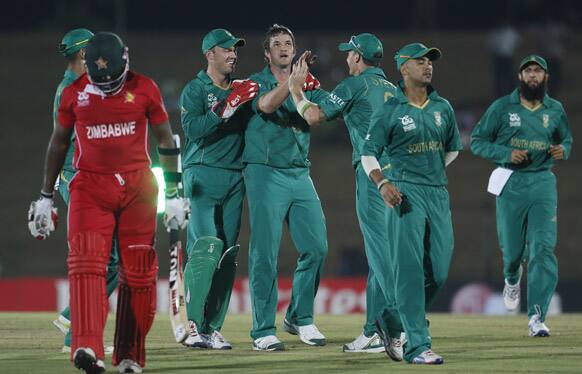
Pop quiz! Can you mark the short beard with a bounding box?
[519,78,546,101]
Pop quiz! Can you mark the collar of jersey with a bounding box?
[509,88,551,108]
[197,70,214,85]
[396,80,438,104]
[360,67,386,79]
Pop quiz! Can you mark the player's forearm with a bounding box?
[181,111,222,141]
[154,122,180,192]
[361,155,384,184]
[470,137,512,164]
[290,85,325,126]
[41,134,70,194]
[257,83,289,114]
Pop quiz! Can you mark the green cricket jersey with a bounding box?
[180,70,249,170]
[53,69,77,173]
[318,67,396,168]
[362,80,462,186]
[471,88,573,171]
[243,66,329,168]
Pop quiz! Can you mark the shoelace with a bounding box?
[505,285,520,299]
[390,338,402,348]
[213,332,225,343]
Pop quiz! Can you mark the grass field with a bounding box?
[0,313,581,373]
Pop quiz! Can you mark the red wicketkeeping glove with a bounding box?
[213,79,259,119]
[303,73,321,91]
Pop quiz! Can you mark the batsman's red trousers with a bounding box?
[67,168,158,361]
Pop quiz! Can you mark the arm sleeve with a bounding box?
[361,106,391,158]
[555,107,573,160]
[146,79,170,125]
[56,87,76,129]
[180,83,223,142]
[470,104,513,163]
[318,80,353,121]
[445,103,463,152]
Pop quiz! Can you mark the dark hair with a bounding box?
[263,24,295,52]
[362,57,380,67]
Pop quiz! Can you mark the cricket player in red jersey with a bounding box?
[28,32,187,374]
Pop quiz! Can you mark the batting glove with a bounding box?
[163,194,190,232]
[28,194,58,240]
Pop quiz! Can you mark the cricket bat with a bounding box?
[168,223,188,343]
[167,133,188,343]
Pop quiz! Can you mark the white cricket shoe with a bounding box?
[183,321,209,348]
[411,349,444,365]
[528,315,550,337]
[73,347,106,374]
[207,331,232,350]
[374,320,405,361]
[503,266,522,312]
[52,315,70,335]
[283,319,326,346]
[252,335,285,351]
[342,332,385,353]
[117,358,142,373]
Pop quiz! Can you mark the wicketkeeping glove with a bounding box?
[28,195,58,240]
[163,195,190,232]
[303,73,321,91]
[212,79,259,120]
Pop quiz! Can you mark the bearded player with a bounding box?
[28,32,187,374]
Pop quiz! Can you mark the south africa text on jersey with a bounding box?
[86,121,137,139]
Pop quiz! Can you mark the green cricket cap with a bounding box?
[519,55,548,72]
[59,28,94,56]
[202,29,245,53]
[338,33,383,62]
[394,42,441,70]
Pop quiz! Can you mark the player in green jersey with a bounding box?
[179,29,258,350]
[287,33,405,358]
[361,43,463,364]
[471,55,572,337]
[50,28,117,355]
[243,24,328,351]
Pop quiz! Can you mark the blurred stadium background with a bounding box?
[1,0,580,315]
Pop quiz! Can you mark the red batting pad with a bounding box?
[67,232,111,361]
[113,245,158,367]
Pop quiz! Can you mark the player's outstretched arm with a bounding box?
[257,50,316,114]
[288,56,326,126]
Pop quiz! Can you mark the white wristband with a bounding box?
[376,179,390,191]
[297,99,313,119]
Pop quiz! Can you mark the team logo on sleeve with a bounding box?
[77,91,90,107]
[328,93,345,107]
[509,113,521,127]
[399,115,416,132]
[434,111,442,127]
[542,114,549,128]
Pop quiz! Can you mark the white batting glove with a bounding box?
[28,195,58,240]
[163,196,190,232]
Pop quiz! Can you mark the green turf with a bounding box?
[0,313,580,373]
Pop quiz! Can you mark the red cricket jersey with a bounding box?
[58,71,169,174]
